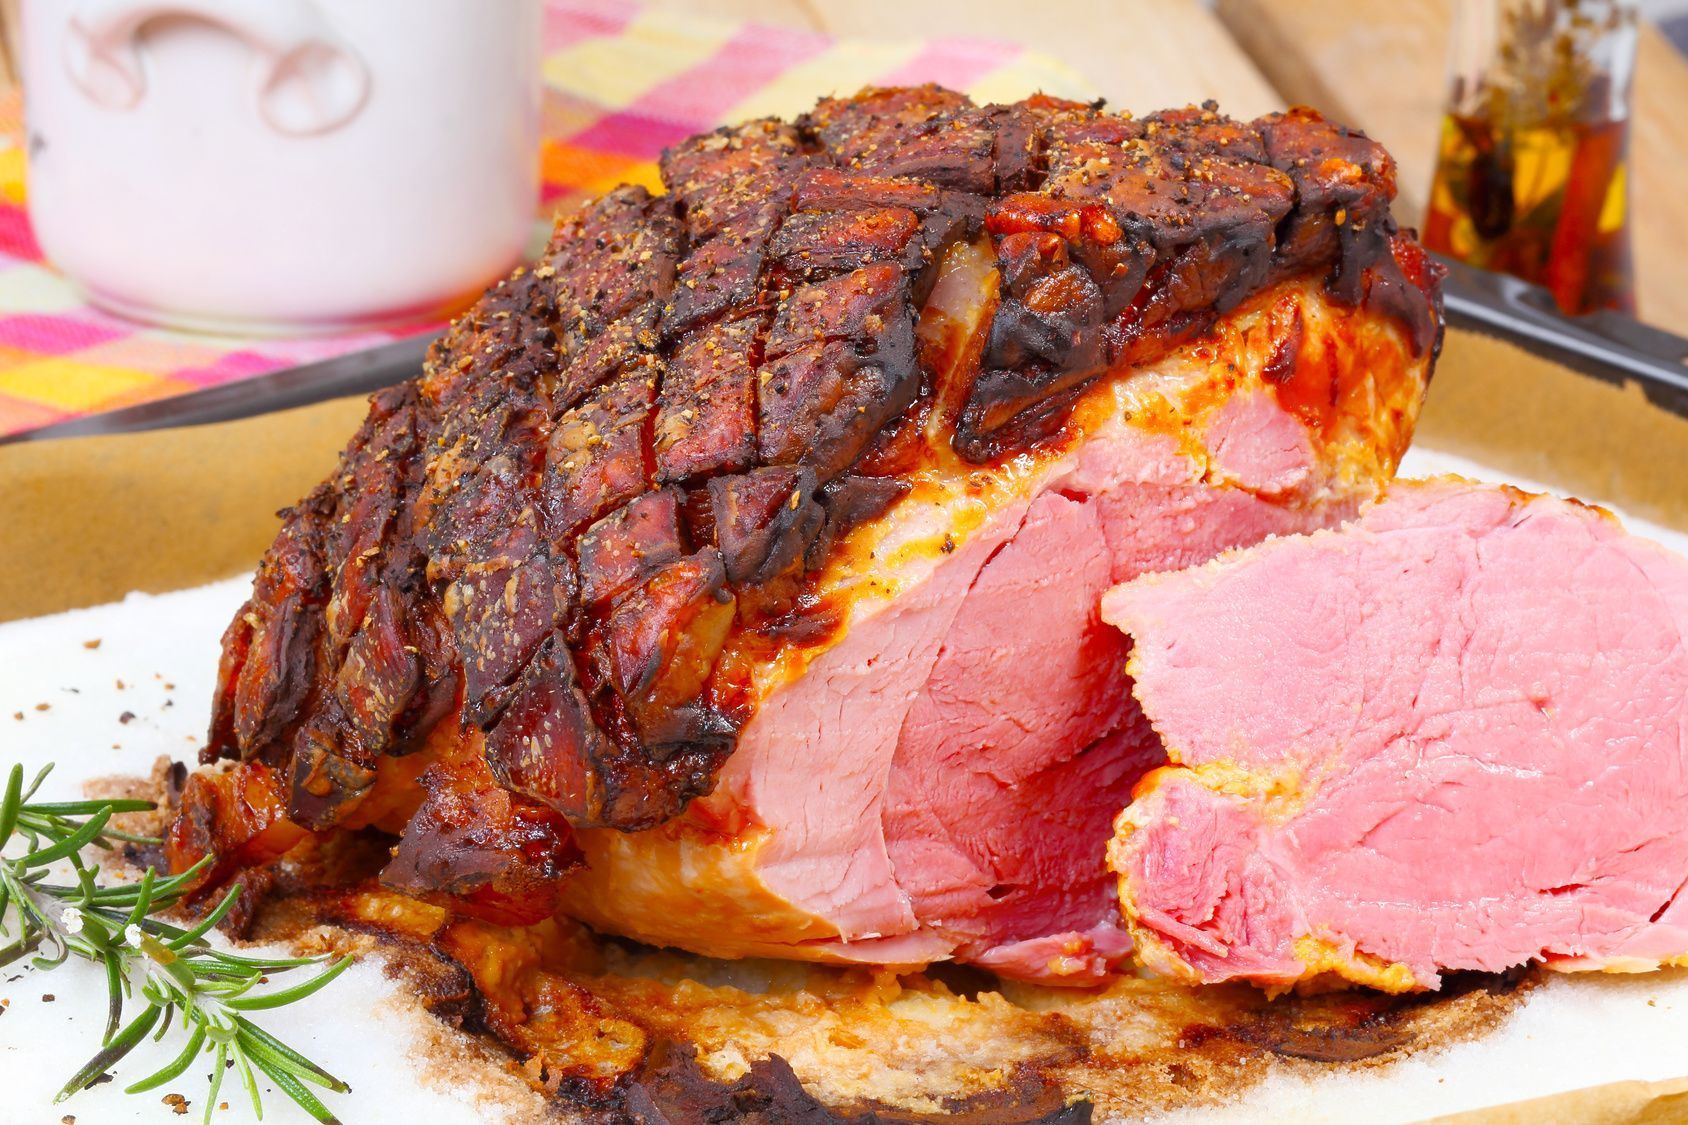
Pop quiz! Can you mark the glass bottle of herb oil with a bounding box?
[1425,0,1638,315]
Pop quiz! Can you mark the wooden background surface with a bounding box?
[1219,0,1688,331]
[1,0,1681,327]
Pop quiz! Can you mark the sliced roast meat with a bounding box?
[173,87,1441,979]
[1105,479,1688,991]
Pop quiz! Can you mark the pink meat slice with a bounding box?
[690,420,1356,982]
[879,420,1346,981]
[1104,478,1688,991]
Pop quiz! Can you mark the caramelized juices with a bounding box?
[1425,0,1638,315]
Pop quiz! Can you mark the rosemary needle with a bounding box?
[0,762,352,1124]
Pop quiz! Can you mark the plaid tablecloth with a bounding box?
[0,1,1088,438]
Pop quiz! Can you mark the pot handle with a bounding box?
[62,0,370,136]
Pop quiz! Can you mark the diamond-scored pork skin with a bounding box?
[167,86,1441,981]
[1105,478,1688,993]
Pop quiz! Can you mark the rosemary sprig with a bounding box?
[0,762,352,1124]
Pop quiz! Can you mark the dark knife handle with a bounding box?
[1435,254,1688,417]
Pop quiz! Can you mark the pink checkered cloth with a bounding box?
[0,1,1086,438]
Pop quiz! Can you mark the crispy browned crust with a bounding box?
[298,877,1528,1123]
[185,87,1442,914]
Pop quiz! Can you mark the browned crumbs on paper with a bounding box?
[162,1092,189,1114]
[61,1115,75,1124]
[119,711,135,724]
[41,993,54,1002]
[33,702,48,712]
[269,871,1531,1122]
[82,639,100,650]
[10,712,20,721]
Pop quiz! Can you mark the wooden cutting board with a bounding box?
[653,0,1284,117]
[1217,0,1688,332]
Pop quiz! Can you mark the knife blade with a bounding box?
[1435,254,1688,418]
[0,330,439,445]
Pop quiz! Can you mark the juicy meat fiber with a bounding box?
[1105,479,1688,992]
[174,86,1441,978]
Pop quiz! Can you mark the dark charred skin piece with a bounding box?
[383,734,581,927]
[182,87,1441,899]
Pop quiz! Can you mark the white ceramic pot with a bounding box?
[21,0,543,334]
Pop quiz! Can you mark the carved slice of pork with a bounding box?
[1106,480,1688,991]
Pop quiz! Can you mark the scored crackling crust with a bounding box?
[196,87,1441,876]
